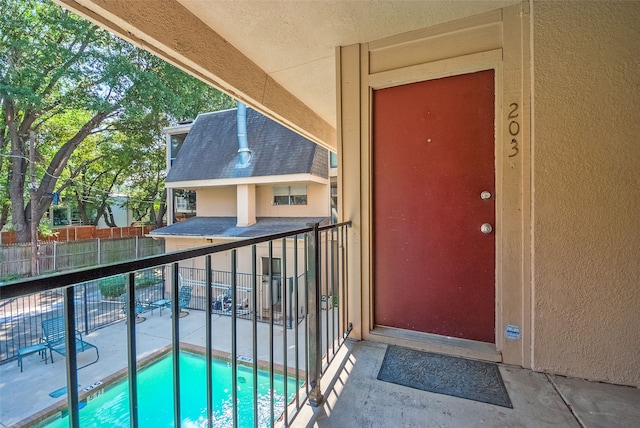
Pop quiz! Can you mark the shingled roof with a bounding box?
[166,108,328,183]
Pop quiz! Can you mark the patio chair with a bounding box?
[121,295,148,322]
[170,285,193,317]
[41,317,100,369]
[215,289,251,316]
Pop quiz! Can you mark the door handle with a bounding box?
[481,223,493,234]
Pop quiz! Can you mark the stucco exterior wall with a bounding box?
[532,1,640,386]
[196,186,237,216]
[256,182,329,217]
[194,183,329,218]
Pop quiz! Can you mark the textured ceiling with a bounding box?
[177,1,517,127]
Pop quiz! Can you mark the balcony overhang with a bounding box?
[53,1,521,154]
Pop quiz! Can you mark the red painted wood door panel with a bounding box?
[372,70,495,343]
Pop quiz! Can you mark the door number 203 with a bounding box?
[508,103,520,158]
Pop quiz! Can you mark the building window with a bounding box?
[330,152,338,168]
[175,197,189,211]
[175,190,196,212]
[174,189,196,221]
[170,133,187,166]
[273,185,307,206]
[330,180,338,223]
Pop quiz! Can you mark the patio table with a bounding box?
[150,299,171,315]
[17,343,47,372]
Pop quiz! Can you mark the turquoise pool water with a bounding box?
[43,353,299,428]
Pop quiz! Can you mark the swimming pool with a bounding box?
[43,352,300,428]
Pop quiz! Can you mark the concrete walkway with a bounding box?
[291,340,640,428]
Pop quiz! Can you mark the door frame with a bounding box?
[337,3,532,367]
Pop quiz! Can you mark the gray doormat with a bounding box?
[377,345,512,408]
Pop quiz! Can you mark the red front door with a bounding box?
[372,69,496,343]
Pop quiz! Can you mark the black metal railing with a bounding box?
[0,268,165,362]
[178,266,305,327]
[0,221,351,428]
[0,264,310,363]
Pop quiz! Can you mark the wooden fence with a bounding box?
[0,236,165,280]
[0,225,153,245]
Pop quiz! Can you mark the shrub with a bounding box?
[98,270,162,298]
[0,273,26,283]
[38,223,57,238]
[98,276,126,297]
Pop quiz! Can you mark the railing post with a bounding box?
[231,250,238,428]
[126,272,139,428]
[63,287,80,428]
[307,223,324,406]
[251,245,259,428]
[268,242,275,427]
[83,283,89,335]
[293,235,301,410]
[205,256,213,428]
[171,263,181,427]
[288,276,293,329]
[281,238,289,424]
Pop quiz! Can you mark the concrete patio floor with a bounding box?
[292,340,640,428]
[1,311,638,428]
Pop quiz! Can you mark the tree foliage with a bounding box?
[0,0,233,241]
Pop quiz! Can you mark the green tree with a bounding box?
[0,0,233,241]
[122,133,169,228]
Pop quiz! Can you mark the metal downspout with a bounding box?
[236,101,251,167]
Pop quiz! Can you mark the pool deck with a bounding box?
[1,311,639,428]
